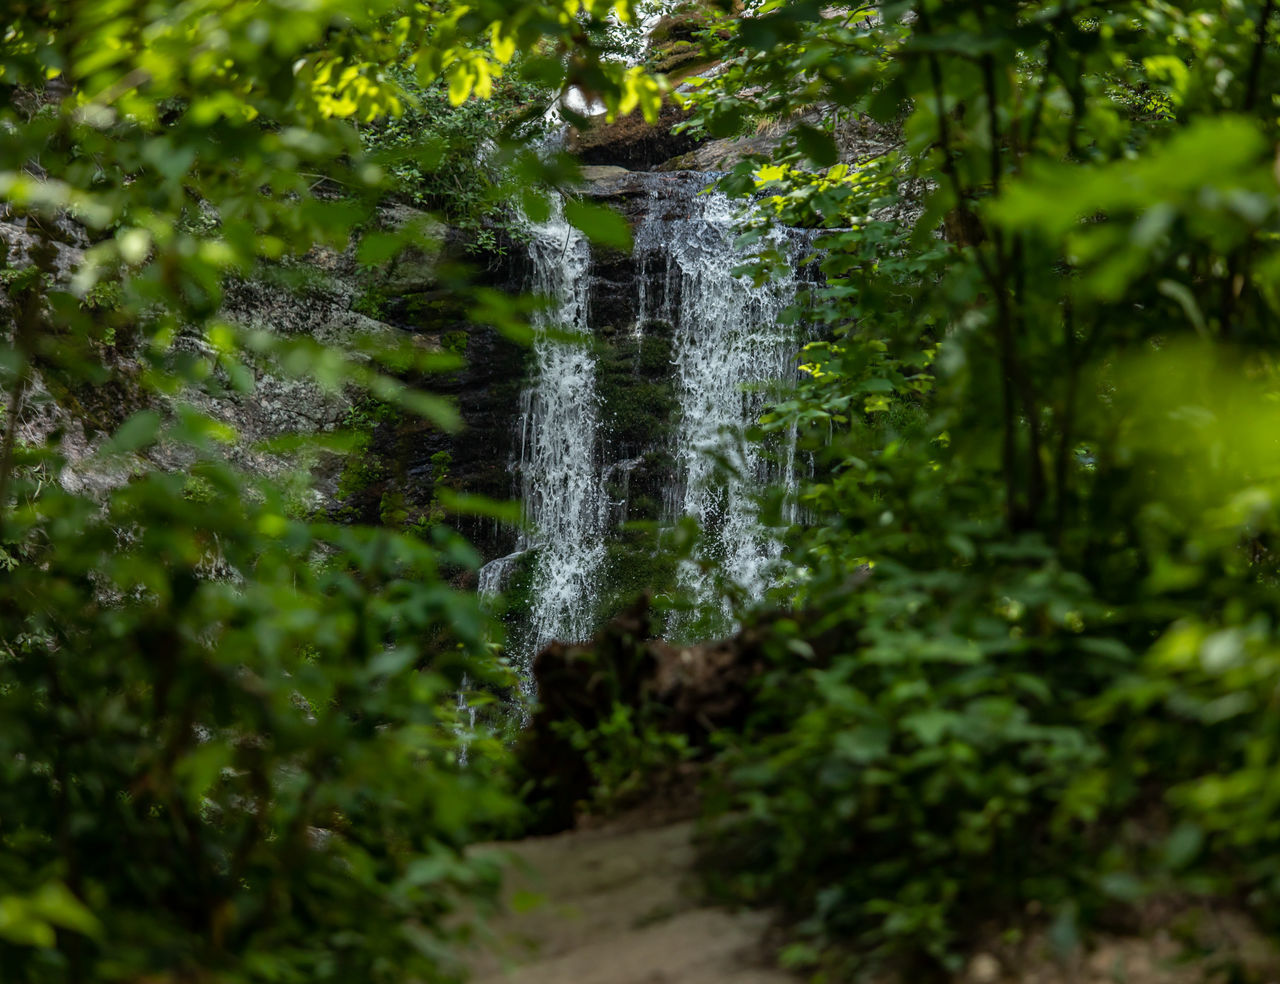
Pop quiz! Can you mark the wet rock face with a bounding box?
[399,321,529,559]
[431,176,707,573]
[477,166,825,638]
[572,103,702,172]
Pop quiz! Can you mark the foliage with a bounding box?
[552,703,693,814]
[14,0,1280,977]
[0,0,663,981]
[677,0,1280,975]
[358,64,550,251]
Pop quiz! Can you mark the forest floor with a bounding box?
[462,803,1280,984]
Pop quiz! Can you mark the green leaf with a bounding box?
[794,124,838,167]
[901,710,954,746]
[1098,872,1146,903]
[34,885,97,938]
[357,231,406,266]
[104,410,162,454]
[0,883,102,947]
[175,742,234,809]
[368,646,418,678]
[1162,823,1204,871]
[522,189,551,224]
[434,489,522,523]
[563,199,632,251]
[0,898,55,948]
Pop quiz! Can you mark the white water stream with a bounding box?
[635,188,808,632]
[517,195,607,662]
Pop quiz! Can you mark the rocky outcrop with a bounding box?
[0,204,512,523]
[655,106,906,174]
[1,218,157,498]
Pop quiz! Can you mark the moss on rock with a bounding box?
[595,323,678,459]
[596,525,679,625]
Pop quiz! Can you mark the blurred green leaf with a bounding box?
[563,198,632,251]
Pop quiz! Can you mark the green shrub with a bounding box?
[358,66,551,242]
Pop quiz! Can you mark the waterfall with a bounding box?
[476,173,809,684]
[517,194,607,663]
[635,184,810,633]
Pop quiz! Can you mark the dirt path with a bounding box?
[462,815,1280,984]
[465,818,800,984]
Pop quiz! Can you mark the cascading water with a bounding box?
[483,171,810,688]
[516,195,607,664]
[635,183,810,633]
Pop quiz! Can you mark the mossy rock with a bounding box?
[617,449,676,523]
[38,363,150,438]
[647,2,722,45]
[595,328,678,458]
[645,1,734,77]
[650,40,710,77]
[596,525,678,627]
[441,329,468,356]
[388,290,470,327]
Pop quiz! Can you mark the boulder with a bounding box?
[516,595,800,831]
[375,203,448,293]
[578,165,632,184]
